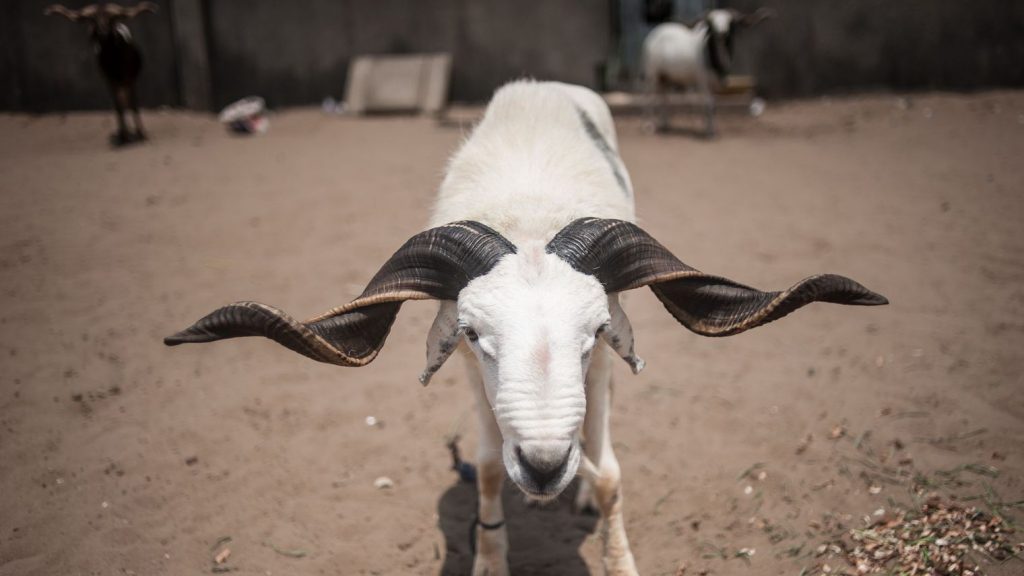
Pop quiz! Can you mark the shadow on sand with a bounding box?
[436,478,599,575]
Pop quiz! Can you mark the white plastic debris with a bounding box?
[365,415,378,427]
[219,96,269,135]
[374,476,394,489]
[749,97,766,117]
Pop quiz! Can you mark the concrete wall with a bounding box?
[1,0,180,112]
[203,0,613,109]
[722,0,1024,98]
[2,0,1023,112]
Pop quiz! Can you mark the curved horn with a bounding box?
[44,4,84,20]
[105,1,158,19]
[165,221,516,366]
[737,7,777,27]
[546,218,887,337]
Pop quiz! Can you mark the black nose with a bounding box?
[515,445,571,491]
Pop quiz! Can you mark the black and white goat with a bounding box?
[643,8,774,136]
[165,80,886,575]
[45,2,157,146]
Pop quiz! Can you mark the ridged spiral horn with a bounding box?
[735,7,777,27]
[104,2,158,19]
[164,221,516,366]
[43,4,85,20]
[546,218,887,337]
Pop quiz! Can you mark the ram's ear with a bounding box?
[419,301,462,386]
[601,295,645,374]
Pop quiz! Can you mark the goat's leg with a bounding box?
[583,346,638,576]
[655,76,671,133]
[642,74,660,134]
[467,352,510,576]
[109,85,131,146]
[129,84,146,141]
[697,70,716,138]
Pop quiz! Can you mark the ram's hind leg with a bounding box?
[696,68,717,138]
[466,350,510,576]
[108,85,131,146]
[129,84,146,141]
[581,345,638,576]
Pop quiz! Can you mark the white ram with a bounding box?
[166,79,886,575]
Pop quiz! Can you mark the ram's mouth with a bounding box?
[504,442,581,500]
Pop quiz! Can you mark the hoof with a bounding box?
[573,481,599,516]
[109,131,145,147]
[109,131,131,147]
[604,552,640,576]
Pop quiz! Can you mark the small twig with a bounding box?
[653,489,675,515]
[914,427,987,446]
[854,430,871,450]
[264,541,308,558]
[892,410,930,419]
[736,462,764,481]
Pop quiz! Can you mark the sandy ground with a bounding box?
[1,91,1022,576]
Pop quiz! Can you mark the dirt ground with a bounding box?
[1,90,1022,576]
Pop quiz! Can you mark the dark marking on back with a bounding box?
[575,106,631,198]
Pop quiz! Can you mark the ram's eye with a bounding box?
[595,323,609,337]
[464,327,479,342]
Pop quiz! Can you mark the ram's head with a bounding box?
[702,7,776,78]
[166,218,886,499]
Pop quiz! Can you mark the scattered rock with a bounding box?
[214,547,231,564]
[797,433,814,455]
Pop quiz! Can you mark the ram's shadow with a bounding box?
[437,478,599,575]
[653,123,716,140]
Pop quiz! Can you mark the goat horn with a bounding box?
[740,7,777,27]
[165,221,516,366]
[546,218,887,337]
[44,4,83,20]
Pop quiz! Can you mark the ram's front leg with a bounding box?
[582,346,638,576]
[696,68,717,138]
[468,354,509,576]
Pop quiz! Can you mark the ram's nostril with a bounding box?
[515,445,571,490]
